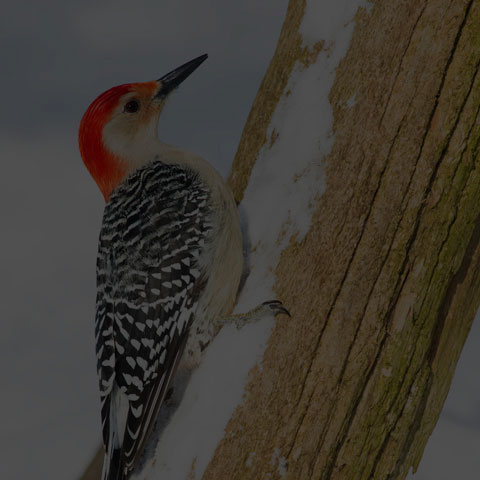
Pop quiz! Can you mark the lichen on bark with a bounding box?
[205,1,480,479]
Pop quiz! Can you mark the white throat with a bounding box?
[102,114,227,198]
[102,116,165,171]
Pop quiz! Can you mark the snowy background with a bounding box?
[0,1,478,479]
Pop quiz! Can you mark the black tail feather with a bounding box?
[103,446,126,480]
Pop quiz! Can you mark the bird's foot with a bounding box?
[216,300,290,330]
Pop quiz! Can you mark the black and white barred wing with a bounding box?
[95,163,211,479]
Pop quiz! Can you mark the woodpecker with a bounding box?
[79,54,288,480]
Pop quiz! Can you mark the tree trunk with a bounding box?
[78,447,103,480]
[81,0,480,478]
[203,0,480,479]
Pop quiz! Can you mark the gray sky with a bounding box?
[0,1,478,479]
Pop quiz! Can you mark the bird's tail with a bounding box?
[101,389,129,480]
[102,445,125,480]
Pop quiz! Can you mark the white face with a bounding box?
[102,87,164,170]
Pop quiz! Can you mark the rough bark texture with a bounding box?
[205,0,480,479]
[79,446,103,480]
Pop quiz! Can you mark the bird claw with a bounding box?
[217,300,291,331]
[262,300,291,317]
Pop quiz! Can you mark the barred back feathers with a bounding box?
[96,160,213,478]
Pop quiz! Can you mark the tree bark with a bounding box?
[204,0,480,479]
[81,0,480,478]
[78,447,103,480]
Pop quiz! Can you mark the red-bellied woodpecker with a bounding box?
[78,54,288,480]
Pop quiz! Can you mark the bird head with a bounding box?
[79,54,208,201]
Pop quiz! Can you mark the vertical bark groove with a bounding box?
[205,0,480,479]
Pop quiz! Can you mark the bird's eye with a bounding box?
[124,99,140,113]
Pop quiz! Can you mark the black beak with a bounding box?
[156,54,208,98]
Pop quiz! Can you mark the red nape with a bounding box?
[78,84,134,201]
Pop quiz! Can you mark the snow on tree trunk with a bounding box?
[205,0,480,479]
[80,0,480,479]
